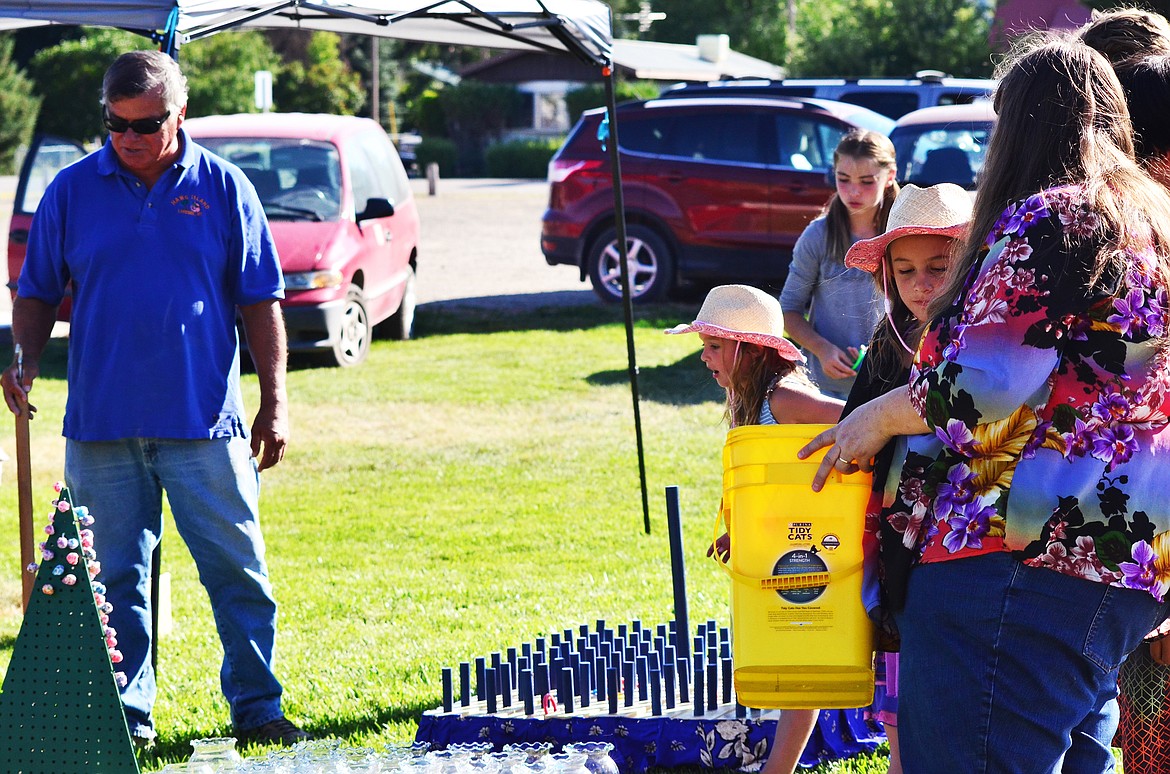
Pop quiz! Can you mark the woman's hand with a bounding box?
[798,386,928,491]
[1145,618,1170,665]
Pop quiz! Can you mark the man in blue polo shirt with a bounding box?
[1,50,308,747]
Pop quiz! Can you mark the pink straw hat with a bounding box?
[665,284,805,363]
[844,183,973,273]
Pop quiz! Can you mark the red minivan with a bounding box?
[540,96,893,303]
[9,113,420,367]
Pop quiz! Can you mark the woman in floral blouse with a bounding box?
[799,35,1170,772]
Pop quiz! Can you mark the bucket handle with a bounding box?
[713,503,862,590]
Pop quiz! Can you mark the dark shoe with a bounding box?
[130,725,157,751]
[236,716,312,747]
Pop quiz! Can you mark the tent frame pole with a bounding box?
[602,64,651,535]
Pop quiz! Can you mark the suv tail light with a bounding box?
[547,158,603,183]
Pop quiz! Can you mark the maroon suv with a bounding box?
[541,96,893,303]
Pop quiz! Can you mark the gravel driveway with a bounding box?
[410,177,596,311]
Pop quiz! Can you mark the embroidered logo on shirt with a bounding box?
[172,195,209,216]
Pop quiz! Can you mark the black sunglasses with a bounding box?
[103,108,171,135]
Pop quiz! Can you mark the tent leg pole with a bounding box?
[603,65,651,535]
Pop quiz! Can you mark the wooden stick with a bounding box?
[14,344,34,611]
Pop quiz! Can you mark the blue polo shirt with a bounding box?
[18,129,284,441]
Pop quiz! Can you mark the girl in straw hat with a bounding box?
[840,182,973,774]
[666,284,842,429]
[668,286,847,774]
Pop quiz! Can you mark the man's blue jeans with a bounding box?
[895,552,1167,774]
[66,436,285,736]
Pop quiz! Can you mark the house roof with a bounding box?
[610,39,783,81]
[460,37,783,83]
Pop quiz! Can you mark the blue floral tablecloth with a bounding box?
[416,708,884,771]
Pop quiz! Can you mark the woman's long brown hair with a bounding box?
[929,33,1170,324]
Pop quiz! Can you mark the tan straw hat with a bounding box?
[845,183,973,272]
[665,284,805,363]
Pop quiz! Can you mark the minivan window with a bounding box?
[17,140,86,215]
[354,130,411,205]
[199,137,342,221]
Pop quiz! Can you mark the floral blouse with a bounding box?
[881,184,1170,601]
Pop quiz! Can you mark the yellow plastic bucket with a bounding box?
[719,424,876,709]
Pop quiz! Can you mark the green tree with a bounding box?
[181,31,282,117]
[564,80,659,125]
[0,34,41,174]
[640,0,788,67]
[273,31,365,115]
[342,34,403,129]
[28,27,142,142]
[437,80,523,174]
[789,0,993,77]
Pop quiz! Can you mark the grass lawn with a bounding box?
[0,301,900,772]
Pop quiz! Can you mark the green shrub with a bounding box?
[483,137,563,178]
[414,137,458,176]
[411,88,447,138]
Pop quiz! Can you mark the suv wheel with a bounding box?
[330,286,371,367]
[587,225,673,304]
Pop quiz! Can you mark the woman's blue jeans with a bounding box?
[65,436,285,736]
[895,552,1168,774]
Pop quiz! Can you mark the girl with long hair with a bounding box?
[779,129,898,399]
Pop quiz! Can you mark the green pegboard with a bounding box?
[0,486,139,773]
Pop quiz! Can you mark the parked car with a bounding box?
[541,96,894,303]
[657,71,996,120]
[9,113,420,367]
[889,101,995,190]
[6,135,89,321]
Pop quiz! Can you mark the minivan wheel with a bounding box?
[586,225,674,304]
[330,286,371,367]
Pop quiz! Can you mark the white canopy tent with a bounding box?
[0,0,654,534]
[0,0,611,64]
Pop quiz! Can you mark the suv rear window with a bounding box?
[621,112,769,164]
[777,115,844,170]
[839,91,919,120]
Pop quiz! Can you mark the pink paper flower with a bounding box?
[62,574,77,586]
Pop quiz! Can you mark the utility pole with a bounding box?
[371,36,381,127]
[786,0,797,70]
